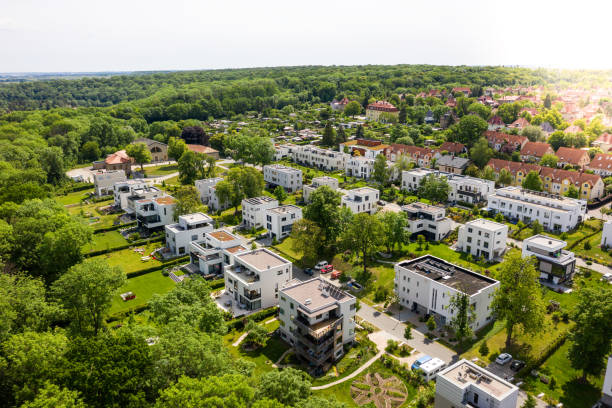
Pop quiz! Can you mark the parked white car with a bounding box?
[495,353,512,365]
[314,261,329,271]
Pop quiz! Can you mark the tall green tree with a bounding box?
[125,142,151,171]
[178,150,216,185]
[340,213,384,274]
[21,382,86,408]
[522,170,543,191]
[498,168,513,186]
[451,115,488,146]
[290,219,325,266]
[539,154,558,168]
[215,167,264,214]
[447,292,476,345]
[417,174,450,203]
[378,211,407,253]
[321,123,336,147]
[372,154,389,185]
[173,185,205,219]
[155,375,254,408]
[344,101,361,117]
[273,186,288,204]
[303,186,343,246]
[51,259,125,336]
[256,368,311,406]
[470,137,493,168]
[491,253,546,349]
[567,287,612,382]
[168,136,187,161]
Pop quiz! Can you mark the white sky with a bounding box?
[1,0,611,72]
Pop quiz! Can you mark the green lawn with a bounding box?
[89,241,164,274]
[109,270,176,314]
[521,341,604,408]
[225,333,290,377]
[66,199,123,230]
[313,359,419,407]
[55,189,94,206]
[142,164,178,177]
[82,230,128,254]
[272,237,301,264]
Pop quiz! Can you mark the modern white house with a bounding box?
[263,164,303,193]
[242,196,279,229]
[401,169,494,205]
[113,179,158,213]
[457,219,508,261]
[341,187,379,215]
[303,176,340,203]
[187,229,248,276]
[602,220,612,248]
[134,195,176,232]
[522,235,576,284]
[93,170,127,196]
[265,205,303,240]
[293,145,349,172]
[487,187,587,232]
[279,278,356,369]
[402,202,452,241]
[224,248,293,312]
[195,177,229,211]
[434,359,518,408]
[164,212,214,257]
[394,255,499,330]
[345,156,375,180]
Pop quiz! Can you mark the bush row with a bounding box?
[567,225,602,250]
[106,304,149,323]
[93,221,137,234]
[226,307,278,331]
[519,332,568,378]
[84,237,164,258]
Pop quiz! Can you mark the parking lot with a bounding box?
[485,360,523,383]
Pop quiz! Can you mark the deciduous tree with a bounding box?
[522,170,543,191]
[447,292,476,345]
[340,213,384,274]
[125,142,151,171]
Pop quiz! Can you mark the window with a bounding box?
[350,303,356,310]
[473,393,479,404]
[191,235,198,241]
[279,308,285,315]
[290,303,294,310]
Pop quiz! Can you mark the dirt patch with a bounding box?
[350,373,407,408]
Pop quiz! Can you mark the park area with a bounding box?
[82,230,129,254]
[109,270,176,315]
[89,241,164,274]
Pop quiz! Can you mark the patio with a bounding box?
[213,290,258,318]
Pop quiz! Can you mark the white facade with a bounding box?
[402,202,452,241]
[265,205,303,240]
[602,356,612,407]
[602,220,612,248]
[164,212,214,257]
[341,187,379,215]
[394,255,499,330]
[487,187,587,232]
[113,179,156,213]
[434,359,519,408]
[188,229,248,276]
[293,145,349,171]
[93,170,126,196]
[345,156,375,180]
[263,164,303,193]
[242,196,279,228]
[457,219,508,261]
[224,249,293,311]
[279,278,356,368]
[195,177,224,204]
[303,176,340,203]
[401,169,494,204]
[134,195,176,231]
[522,235,576,284]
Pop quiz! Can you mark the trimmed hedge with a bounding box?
[84,236,164,258]
[124,256,189,279]
[93,221,137,234]
[209,278,225,290]
[106,304,149,323]
[518,331,568,378]
[226,307,278,331]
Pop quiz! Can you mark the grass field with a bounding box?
[55,189,94,206]
[66,199,123,230]
[521,341,604,408]
[89,241,164,274]
[82,230,128,254]
[109,270,176,314]
[142,164,178,177]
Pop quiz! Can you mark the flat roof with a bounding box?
[439,359,516,400]
[524,234,567,249]
[397,255,498,295]
[243,196,278,205]
[155,196,175,205]
[265,164,301,173]
[282,278,353,312]
[350,187,378,194]
[180,212,212,223]
[465,218,507,231]
[402,202,445,214]
[208,230,237,242]
[237,249,290,271]
[225,245,248,254]
[267,205,301,214]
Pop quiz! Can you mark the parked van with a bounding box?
[418,358,446,381]
[411,355,432,371]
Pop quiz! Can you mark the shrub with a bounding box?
[549,376,557,390]
[479,341,490,357]
[404,326,412,340]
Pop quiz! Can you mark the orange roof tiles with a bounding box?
[555,147,589,165]
[520,142,554,158]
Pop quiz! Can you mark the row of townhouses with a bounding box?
[401,169,496,205]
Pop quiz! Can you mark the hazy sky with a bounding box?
[1,0,611,72]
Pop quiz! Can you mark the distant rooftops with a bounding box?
[397,255,498,295]
[237,249,291,271]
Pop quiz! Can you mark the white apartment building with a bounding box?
[164,212,214,257]
[434,359,518,408]
[195,177,227,211]
[402,202,452,241]
[293,145,349,172]
[303,176,340,203]
[279,278,356,368]
[224,249,293,311]
[522,235,576,284]
[341,187,379,215]
[457,219,508,261]
[134,195,176,232]
[602,220,612,248]
[487,187,587,232]
[242,196,279,229]
[113,179,155,211]
[601,356,612,408]
[187,229,248,276]
[394,255,499,330]
[263,164,303,193]
[93,170,127,196]
[265,205,303,240]
[345,156,375,180]
[401,169,494,204]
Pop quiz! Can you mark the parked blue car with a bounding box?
[303,268,314,276]
[411,355,432,371]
